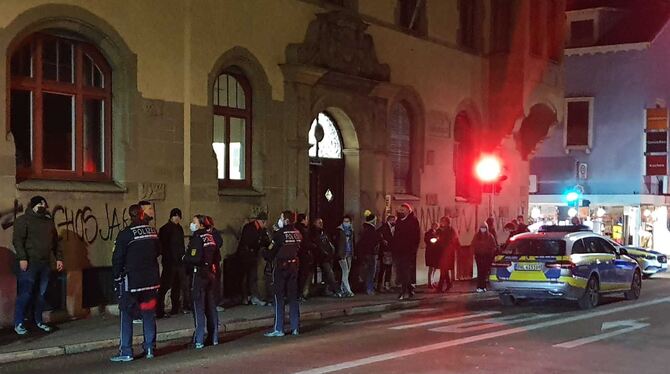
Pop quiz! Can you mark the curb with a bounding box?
[0,291,491,365]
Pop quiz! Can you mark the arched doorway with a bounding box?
[309,112,345,236]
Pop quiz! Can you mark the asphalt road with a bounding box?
[3,276,670,374]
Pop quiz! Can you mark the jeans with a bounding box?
[14,262,51,326]
[240,257,259,302]
[475,254,493,289]
[363,255,378,293]
[192,270,219,345]
[338,256,353,295]
[272,260,300,332]
[118,290,157,356]
[157,262,185,315]
[320,260,339,294]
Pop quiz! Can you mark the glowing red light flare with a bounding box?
[475,156,502,183]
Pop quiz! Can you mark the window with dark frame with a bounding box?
[529,1,544,56]
[398,0,427,36]
[459,0,483,52]
[491,0,514,53]
[570,19,595,47]
[389,102,413,194]
[9,33,112,182]
[212,69,252,189]
[547,0,562,61]
[566,100,590,147]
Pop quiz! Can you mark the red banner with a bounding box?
[646,155,667,176]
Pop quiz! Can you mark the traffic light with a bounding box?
[564,189,581,207]
[475,155,502,183]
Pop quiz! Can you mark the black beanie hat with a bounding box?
[29,195,47,209]
[169,208,182,219]
[364,210,376,222]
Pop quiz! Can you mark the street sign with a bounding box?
[553,319,649,349]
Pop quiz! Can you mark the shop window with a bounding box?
[9,33,112,182]
[390,102,413,194]
[564,97,593,151]
[213,70,252,188]
[459,0,483,52]
[397,0,427,36]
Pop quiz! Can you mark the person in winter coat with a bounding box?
[436,216,459,292]
[471,222,497,292]
[110,204,161,362]
[390,203,421,300]
[485,216,499,247]
[236,211,270,306]
[310,218,341,297]
[296,213,315,300]
[334,215,356,297]
[12,195,63,336]
[183,215,222,349]
[376,215,395,292]
[423,222,440,288]
[157,208,186,318]
[356,210,381,295]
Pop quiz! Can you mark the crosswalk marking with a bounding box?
[389,311,501,330]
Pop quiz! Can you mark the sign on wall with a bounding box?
[645,108,669,176]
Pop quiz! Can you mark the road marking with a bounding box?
[553,319,650,348]
[340,308,438,326]
[389,311,501,330]
[429,312,555,334]
[293,296,670,374]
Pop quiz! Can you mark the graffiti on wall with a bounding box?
[417,204,511,243]
[1,199,131,245]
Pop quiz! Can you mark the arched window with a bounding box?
[389,102,412,194]
[212,69,252,188]
[309,112,342,159]
[454,112,479,202]
[9,32,112,181]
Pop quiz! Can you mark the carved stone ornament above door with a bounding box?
[286,11,391,82]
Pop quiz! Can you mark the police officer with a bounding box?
[110,204,161,362]
[182,215,222,349]
[264,210,302,337]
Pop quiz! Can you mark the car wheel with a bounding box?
[624,271,642,300]
[578,275,599,310]
[499,294,516,306]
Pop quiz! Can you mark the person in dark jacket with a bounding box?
[436,216,459,293]
[376,215,395,292]
[156,208,185,318]
[13,196,63,336]
[357,210,380,295]
[423,222,440,288]
[334,215,355,297]
[391,203,420,300]
[110,204,161,362]
[296,213,314,300]
[310,217,341,297]
[264,211,302,337]
[183,215,222,349]
[236,212,270,306]
[486,216,499,247]
[472,222,497,292]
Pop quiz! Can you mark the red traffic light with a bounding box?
[475,155,502,183]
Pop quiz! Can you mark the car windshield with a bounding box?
[501,239,566,256]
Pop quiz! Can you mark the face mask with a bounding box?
[190,222,199,232]
[480,228,487,233]
[277,218,285,229]
[343,222,351,229]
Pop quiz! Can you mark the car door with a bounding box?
[601,238,635,289]
[582,236,617,291]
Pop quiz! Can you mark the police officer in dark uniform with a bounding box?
[264,210,302,337]
[182,215,222,349]
[110,204,161,362]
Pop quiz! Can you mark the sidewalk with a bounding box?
[0,280,490,364]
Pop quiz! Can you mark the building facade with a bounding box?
[0,0,563,326]
[530,0,670,251]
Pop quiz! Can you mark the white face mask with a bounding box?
[277,217,285,229]
[480,228,487,233]
[190,222,199,232]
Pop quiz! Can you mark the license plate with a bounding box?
[515,263,543,271]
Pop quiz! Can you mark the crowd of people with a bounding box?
[10,193,532,362]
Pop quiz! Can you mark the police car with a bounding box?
[489,225,642,310]
[623,246,668,278]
